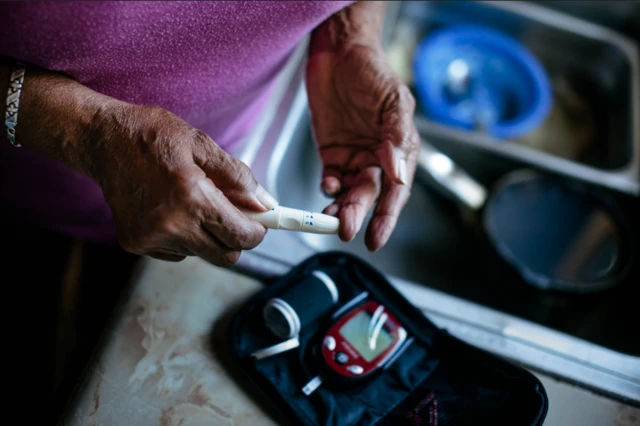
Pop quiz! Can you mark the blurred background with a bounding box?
[7,1,639,423]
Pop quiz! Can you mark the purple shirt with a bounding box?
[0,1,352,243]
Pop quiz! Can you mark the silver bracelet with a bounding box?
[5,62,26,147]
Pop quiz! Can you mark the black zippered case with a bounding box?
[218,251,548,426]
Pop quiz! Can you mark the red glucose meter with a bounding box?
[321,300,407,380]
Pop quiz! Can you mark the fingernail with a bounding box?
[256,185,278,210]
[396,157,408,185]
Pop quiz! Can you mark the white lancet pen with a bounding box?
[242,205,340,234]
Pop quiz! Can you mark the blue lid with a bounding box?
[413,25,552,140]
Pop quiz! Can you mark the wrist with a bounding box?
[79,97,133,185]
[10,62,124,180]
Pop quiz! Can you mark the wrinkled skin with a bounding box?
[1,1,419,265]
[306,3,420,252]
[2,55,279,266]
[89,104,276,265]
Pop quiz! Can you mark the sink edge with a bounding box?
[238,21,640,406]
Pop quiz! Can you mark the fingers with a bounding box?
[321,165,411,252]
[321,167,382,243]
[118,174,266,267]
[156,223,243,267]
[191,129,278,211]
[368,117,420,250]
[321,167,342,196]
[316,94,419,251]
[322,203,341,217]
[375,139,407,185]
[186,227,242,267]
[199,183,268,252]
[376,84,419,186]
[337,167,382,242]
[134,222,253,268]
[365,173,412,252]
[319,145,380,199]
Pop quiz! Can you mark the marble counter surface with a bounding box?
[60,256,639,426]
[61,257,276,426]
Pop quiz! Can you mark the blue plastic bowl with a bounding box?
[413,25,552,140]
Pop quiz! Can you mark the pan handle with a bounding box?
[416,139,488,211]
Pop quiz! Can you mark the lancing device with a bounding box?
[242,206,339,234]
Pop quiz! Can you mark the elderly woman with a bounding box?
[0,1,419,266]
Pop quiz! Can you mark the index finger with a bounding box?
[336,167,382,242]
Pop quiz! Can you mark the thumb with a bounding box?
[376,85,417,186]
[192,132,278,211]
[376,139,409,186]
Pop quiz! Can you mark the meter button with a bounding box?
[347,365,364,375]
[324,336,336,351]
[334,352,349,365]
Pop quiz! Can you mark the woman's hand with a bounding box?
[306,1,420,252]
[1,59,276,265]
[87,103,276,265]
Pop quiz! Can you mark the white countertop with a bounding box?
[60,256,639,426]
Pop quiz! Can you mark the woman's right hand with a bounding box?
[85,103,276,265]
[2,59,276,266]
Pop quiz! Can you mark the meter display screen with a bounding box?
[339,310,394,362]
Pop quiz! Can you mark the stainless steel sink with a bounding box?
[232,1,640,406]
[269,108,472,285]
[384,1,640,195]
[532,0,640,41]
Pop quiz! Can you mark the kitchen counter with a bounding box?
[59,255,639,426]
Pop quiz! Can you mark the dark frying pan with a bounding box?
[415,140,635,293]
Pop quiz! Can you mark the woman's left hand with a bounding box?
[306,2,420,252]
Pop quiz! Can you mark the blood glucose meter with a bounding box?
[322,300,407,379]
[302,295,409,395]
